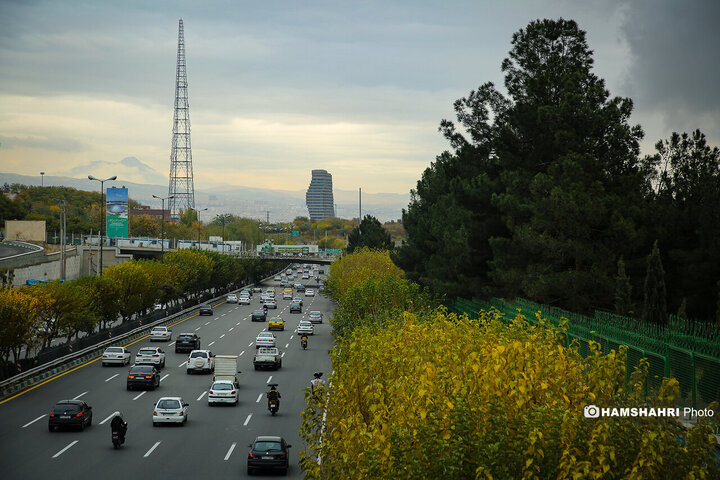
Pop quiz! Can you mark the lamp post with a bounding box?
[153,194,174,262]
[190,207,208,245]
[58,199,67,280]
[88,175,117,276]
[216,214,228,253]
[40,172,45,187]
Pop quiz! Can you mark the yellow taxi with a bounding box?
[266,287,276,297]
[282,288,293,299]
[268,316,285,331]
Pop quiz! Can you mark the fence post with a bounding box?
[641,349,647,398]
[664,343,670,379]
[690,351,696,411]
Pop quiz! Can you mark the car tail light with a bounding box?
[75,412,83,418]
[145,375,153,379]
[231,391,236,394]
[278,452,287,458]
[49,412,55,417]
[153,411,157,415]
[209,390,214,395]
[248,451,256,459]
[128,375,135,379]
[179,411,184,416]
[187,359,190,364]
[152,354,159,357]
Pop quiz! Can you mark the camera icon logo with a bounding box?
[584,405,600,418]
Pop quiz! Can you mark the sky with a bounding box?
[0,0,718,196]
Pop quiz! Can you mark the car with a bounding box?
[266,287,276,296]
[255,332,276,349]
[153,397,188,426]
[274,276,281,281]
[247,435,292,475]
[149,326,172,342]
[199,304,213,315]
[286,269,292,275]
[294,283,306,292]
[282,288,293,299]
[241,288,252,297]
[252,287,262,293]
[319,284,325,292]
[227,293,238,303]
[239,295,251,305]
[305,288,315,297]
[292,296,304,306]
[102,346,131,366]
[308,311,323,324]
[253,347,282,370]
[186,350,215,374]
[207,380,238,406]
[302,273,309,279]
[297,320,314,336]
[127,365,161,390]
[268,317,285,331]
[260,293,270,303]
[135,347,166,368]
[289,302,302,313]
[175,333,201,353]
[318,268,324,274]
[252,309,267,322]
[264,298,278,309]
[48,400,93,431]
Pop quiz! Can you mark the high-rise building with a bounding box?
[306,169,335,219]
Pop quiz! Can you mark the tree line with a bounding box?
[394,18,720,324]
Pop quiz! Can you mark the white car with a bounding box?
[308,311,323,324]
[102,346,131,366]
[135,347,166,368]
[274,276,281,281]
[153,397,188,426]
[255,332,276,349]
[302,273,309,279]
[208,380,239,406]
[264,298,278,309]
[297,320,314,336]
[227,293,238,303]
[149,326,172,341]
[293,296,304,306]
[239,295,251,305]
[286,269,292,275]
[305,288,315,297]
[260,293,270,303]
[186,350,215,374]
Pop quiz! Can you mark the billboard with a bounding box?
[106,187,128,238]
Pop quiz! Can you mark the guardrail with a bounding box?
[0,264,291,400]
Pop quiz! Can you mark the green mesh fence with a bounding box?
[450,296,720,411]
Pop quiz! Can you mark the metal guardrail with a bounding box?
[0,265,291,399]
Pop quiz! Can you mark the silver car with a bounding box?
[149,326,172,341]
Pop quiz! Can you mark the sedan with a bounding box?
[135,347,166,368]
[305,288,315,297]
[149,326,172,342]
[227,293,238,303]
[255,332,276,349]
[48,400,93,431]
[264,299,278,309]
[289,302,302,313]
[207,380,238,406]
[153,397,188,426]
[239,296,251,305]
[247,436,292,476]
[252,287,262,293]
[251,310,267,322]
[102,346,131,366]
[292,297,304,306]
[268,317,285,331]
[199,304,213,315]
[297,320,314,336]
[127,365,160,390]
[308,311,323,324]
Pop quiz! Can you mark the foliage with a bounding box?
[0,288,40,363]
[300,309,720,479]
[129,214,162,237]
[163,249,214,297]
[347,215,393,253]
[103,262,152,322]
[324,248,404,301]
[614,257,633,317]
[642,241,668,326]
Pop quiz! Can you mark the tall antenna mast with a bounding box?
[168,18,195,221]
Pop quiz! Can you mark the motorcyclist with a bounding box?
[300,334,308,348]
[110,412,127,444]
[267,384,281,409]
[311,372,324,397]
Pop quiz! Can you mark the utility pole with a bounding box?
[266,211,270,224]
[88,175,117,276]
[59,199,67,281]
[359,187,362,222]
[153,194,174,262]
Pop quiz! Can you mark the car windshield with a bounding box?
[212,383,232,390]
[53,403,81,413]
[254,441,283,452]
[258,333,273,338]
[152,327,166,331]
[310,311,320,315]
[178,335,194,340]
[157,399,181,409]
[201,305,210,308]
[253,310,264,315]
[190,351,207,358]
[300,322,312,326]
[138,349,156,355]
[105,347,123,353]
[130,367,152,374]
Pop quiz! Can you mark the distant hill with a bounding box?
[0,173,410,222]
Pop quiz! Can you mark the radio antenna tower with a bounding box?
[168,18,195,221]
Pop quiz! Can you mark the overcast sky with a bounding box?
[1,0,718,195]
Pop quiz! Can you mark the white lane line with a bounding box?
[105,374,119,382]
[290,335,294,340]
[243,414,252,426]
[262,327,266,332]
[248,342,253,347]
[169,341,176,346]
[221,314,226,317]
[73,391,87,400]
[22,414,46,428]
[133,391,146,400]
[256,393,263,403]
[285,343,289,348]
[208,341,215,347]
[267,376,273,383]
[236,322,241,326]
[195,327,201,331]
[178,362,186,368]
[144,441,161,458]
[205,321,210,325]
[52,440,78,458]
[239,351,245,356]
[197,391,207,401]
[220,334,225,339]
[224,442,237,461]
[100,411,119,425]
[281,352,285,358]
[160,374,169,382]
[229,327,234,332]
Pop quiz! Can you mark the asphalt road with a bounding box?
[0,268,333,479]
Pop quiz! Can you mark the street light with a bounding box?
[216,214,229,253]
[190,207,208,244]
[153,194,174,262]
[88,175,117,276]
[40,172,45,187]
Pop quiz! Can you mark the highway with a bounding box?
[0,268,333,479]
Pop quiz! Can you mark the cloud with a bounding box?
[65,156,166,185]
[0,135,84,152]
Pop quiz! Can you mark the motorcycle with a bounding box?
[300,337,308,350]
[268,399,279,416]
[111,429,126,449]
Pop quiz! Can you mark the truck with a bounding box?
[213,355,240,386]
[253,347,282,371]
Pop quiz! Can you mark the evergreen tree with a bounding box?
[642,240,668,326]
[614,257,633,316]
[347,215,392,253]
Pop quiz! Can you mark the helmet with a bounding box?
[116,412,123,420]
[313,372,323,378]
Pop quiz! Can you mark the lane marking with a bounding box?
[105,374,119,382]
[290,335,294,340]
[228,328,234,332]
[160,374,169,382]
[285,343,289,348]
[197,391,207,401]
[208,341,215,347]
[178,362,186,368]
[205,322,210,326]
[52,440,78,458]
[248,342,253,347]
[195,327,201,331]
[100,411,119,425]
[73,391,87,400]
[22,414,46,428]
[281,352,285,358]
[243,414,252,426]
[169,342,176,346]
[133,391,146,400]
[220,334,225,339]
[224,442,237,461]
[236,322,241,326]
[144,441,161,458]
[239,351,245,356]
[267,376,272,383]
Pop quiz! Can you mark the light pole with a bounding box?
[88,175,117,276]
[58,199,67,280]
[153,194,174,262]
[190,207,208,245]
[216,214,228,252]
[40,172,45,187]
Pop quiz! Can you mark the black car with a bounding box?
[247,435,292,475]
[175,333,201,353]
[318,268,324,274]
[289,302,302,313]
[126,365,160,390]
[251,310,267,322]
[294,283,306,292]
[199,304,213,315]
[48,400,93,431]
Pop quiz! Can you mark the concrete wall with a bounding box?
[5,220,47,242]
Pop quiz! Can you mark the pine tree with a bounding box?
[642,240,668,325]
[614,257,633,316]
